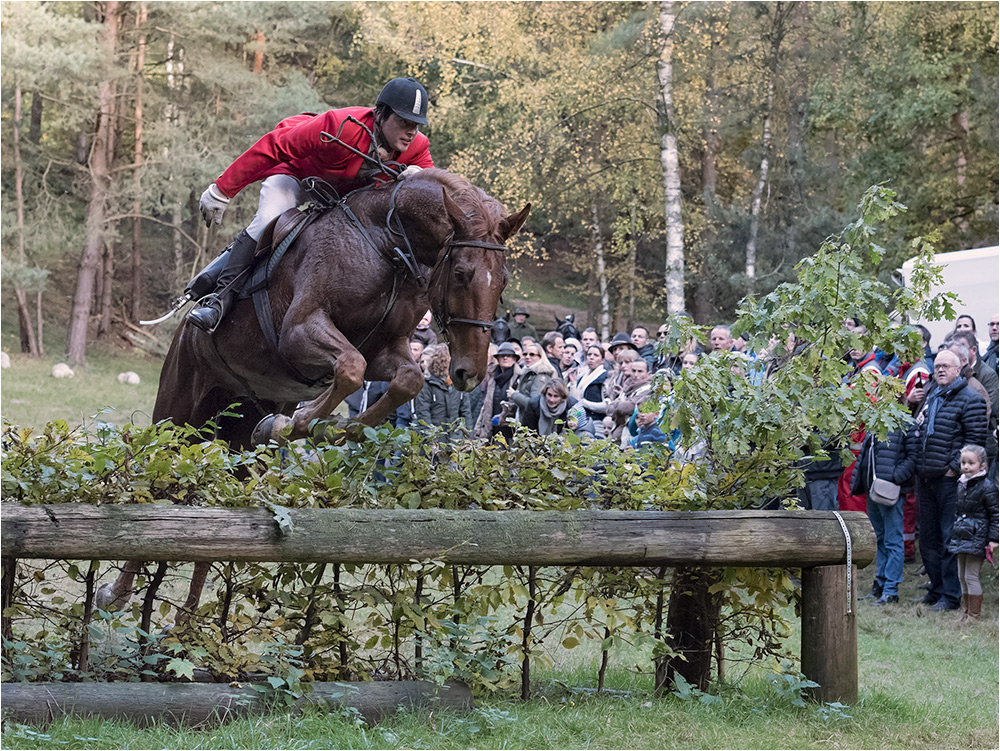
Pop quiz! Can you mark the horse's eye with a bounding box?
[454,267,471,284]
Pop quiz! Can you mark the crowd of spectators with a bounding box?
[348,306,998,619]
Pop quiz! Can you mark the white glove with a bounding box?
[400,165,423,179]
[199,183,230,227]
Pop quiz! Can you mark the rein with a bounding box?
[340,180,509,339]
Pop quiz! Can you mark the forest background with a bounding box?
[2,1,998,366]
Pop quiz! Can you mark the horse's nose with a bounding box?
[454,368,470,387]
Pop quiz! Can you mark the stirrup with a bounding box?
[186,293,225,334]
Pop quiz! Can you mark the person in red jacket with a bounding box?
[187,77,434,332]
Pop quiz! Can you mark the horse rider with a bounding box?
[187,77,434,332]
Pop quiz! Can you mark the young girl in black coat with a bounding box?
[948,444,999,622]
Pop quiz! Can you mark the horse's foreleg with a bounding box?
[253,309,365,444]
[355,348,424,428]
[173,561,211,626]
[95,560,142,612]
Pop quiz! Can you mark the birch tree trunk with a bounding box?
[66,0,121,365]
[657,0,685,315]
[12,84,40,357]
[591,201,611,342]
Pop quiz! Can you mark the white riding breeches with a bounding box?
[245,174,303,241]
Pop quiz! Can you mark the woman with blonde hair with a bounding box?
[519,378,595,438]
[507,341,557,423]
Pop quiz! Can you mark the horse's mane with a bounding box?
[416,168,505,239]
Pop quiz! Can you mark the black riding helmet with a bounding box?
[376,77,429,125]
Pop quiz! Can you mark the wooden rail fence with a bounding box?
[1,505,874,721]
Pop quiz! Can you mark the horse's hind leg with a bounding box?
[96,561,142,611]
[173,561,211,626]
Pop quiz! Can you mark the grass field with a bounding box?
[1,347,998,749]
[1,558,997,749]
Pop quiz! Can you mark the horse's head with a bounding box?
[404,170,530,391]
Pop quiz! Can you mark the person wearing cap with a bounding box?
[474,341,523,441]
[607,332,639,357]
[508,307,538,343]
[187,77,434,332]
[579,338,639,435]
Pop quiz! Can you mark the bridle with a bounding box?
[431,238,508,334]
[319,120,509,335]
[384,180,508,335]
[325,177,507,349]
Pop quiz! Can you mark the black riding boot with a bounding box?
[186,230,257,333]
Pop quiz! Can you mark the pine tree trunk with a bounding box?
[627,194,637,329]
[657,0,685,315]
[97,241,114,338]
[591,201,611,342]
[12,84,40,357]
[165,35,190,288]
[66,1,122,366]
[695,14,722,324]
[252,29,266,74]
[28,91,43,144]
[36,291,45,357]
[953,108,970,235]
[784,2,810,261]
[130,3,148,322]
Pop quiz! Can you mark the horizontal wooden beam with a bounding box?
[1,505,874,568]
[0,680,473,727]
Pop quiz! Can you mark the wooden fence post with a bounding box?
[800,563,857,704]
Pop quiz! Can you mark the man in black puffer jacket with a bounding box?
[912,349,988,611]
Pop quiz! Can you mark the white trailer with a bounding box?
[897,245,999,349]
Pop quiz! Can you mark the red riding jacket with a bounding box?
[214,107,434,198]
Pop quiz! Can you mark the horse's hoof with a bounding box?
[95,583,129,612]
[252,414,291,445]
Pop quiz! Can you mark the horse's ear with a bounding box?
[442,190,467,227]
[499,203,531,241]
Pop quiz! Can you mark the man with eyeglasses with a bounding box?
[912,349,988,611]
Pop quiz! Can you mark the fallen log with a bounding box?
[1,506,875,568]
[0,680,473,727]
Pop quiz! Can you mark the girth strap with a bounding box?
[247,210,327,387]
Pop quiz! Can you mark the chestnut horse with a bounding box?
[97,169,530,619]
